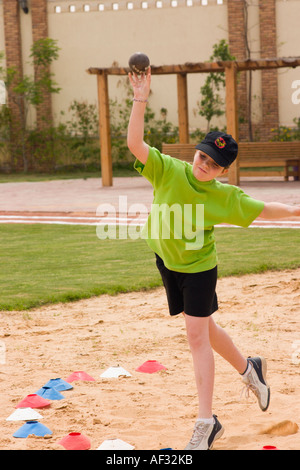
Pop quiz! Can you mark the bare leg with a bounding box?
[209,316,247,374]
[184,314,214,419]
[184,314,248,418]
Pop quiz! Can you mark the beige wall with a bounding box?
[1,0,300,132]
[47,0,229,129]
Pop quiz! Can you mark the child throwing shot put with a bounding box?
[127,68,300,450]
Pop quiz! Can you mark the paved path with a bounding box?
[0,176,299,227]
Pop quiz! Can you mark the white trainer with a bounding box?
[242,356,270,411]
[184,415,224,450]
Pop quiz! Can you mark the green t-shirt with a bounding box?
[134,146,264,273]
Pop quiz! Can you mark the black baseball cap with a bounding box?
[195,131,238,167]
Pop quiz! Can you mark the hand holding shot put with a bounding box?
[127,65,151,165]
[128,65,151,103]
[128,51,150,74]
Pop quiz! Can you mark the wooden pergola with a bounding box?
[87,57,300,186]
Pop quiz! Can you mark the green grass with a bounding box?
[0,166,137,183]
[0,224,299,311]
[215,227,300,276]
[0,171,100,183]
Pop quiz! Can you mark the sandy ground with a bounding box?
[0,176,299,451]
[1,268,299,451]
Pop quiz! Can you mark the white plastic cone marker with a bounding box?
[100,366,132,378]
[6,408,43,422]
[97,439,135,450]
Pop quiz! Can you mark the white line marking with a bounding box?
[0,215,299,228]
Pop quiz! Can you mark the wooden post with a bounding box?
[225,63,240,186]
[177,73,189,143]
[97,71,112,186]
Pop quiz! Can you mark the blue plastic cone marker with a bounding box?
[43,378,73,391]
[13,421,52,438]
[36,386,65,400]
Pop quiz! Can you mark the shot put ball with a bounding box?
[128,52,150,74]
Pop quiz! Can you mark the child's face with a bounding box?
[192,150,228,182]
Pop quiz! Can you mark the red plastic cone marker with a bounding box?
[16,394,51,409]
[57,432,91,450]
[262,446,278,450]
[65,371,95,382]
[136,360,167,374]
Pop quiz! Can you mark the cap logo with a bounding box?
[215,137,226,149]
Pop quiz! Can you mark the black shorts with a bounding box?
[155,254,218,318]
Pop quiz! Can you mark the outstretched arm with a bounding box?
[127,68,151,165]
[258,202,300,220]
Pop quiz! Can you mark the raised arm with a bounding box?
[258,202,300,219]
[127,68,151,165]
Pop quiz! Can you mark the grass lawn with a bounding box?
[0,165,286,184]
[0,224,299,311]
[0,166,137,184]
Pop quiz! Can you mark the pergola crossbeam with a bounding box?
[87,57,300,187]
[88,57,300,77]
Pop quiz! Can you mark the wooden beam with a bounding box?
[87,57,300,77]
[87,62,225,76]
[177,73,189,143]
[88,56,300,186]
[225,63,240,186]
[97,72,112,187]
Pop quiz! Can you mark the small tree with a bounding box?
[2,38,61,172]
[196,40,235,132]
[109,77,178,160]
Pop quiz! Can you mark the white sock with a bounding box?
[196,417,214,425]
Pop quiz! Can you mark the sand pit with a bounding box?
[1,269,299,451]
